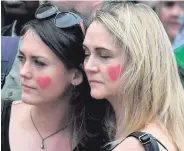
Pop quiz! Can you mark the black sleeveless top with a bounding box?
[1,100,12,151]
[1,100,107,151]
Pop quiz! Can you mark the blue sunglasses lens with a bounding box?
[55,13,79,28]
[36,5,57,19]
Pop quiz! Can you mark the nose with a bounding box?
[84,56,99,73]
[19,62,32,80]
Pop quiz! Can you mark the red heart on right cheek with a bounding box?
[36,76,52,90]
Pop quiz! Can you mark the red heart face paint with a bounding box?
[36,76,52,90]
[107,64,121,81]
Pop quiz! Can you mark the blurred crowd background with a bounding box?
[1,0,184,48]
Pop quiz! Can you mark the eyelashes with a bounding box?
[17,55,46,67]
[84,53,111,59]
[34,59,46,67]
[17,55,25,62]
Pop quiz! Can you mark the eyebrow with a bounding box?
[19,50,49,61]
[96,47,112,52]
[83,45,112,52]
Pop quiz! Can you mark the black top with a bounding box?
[1,100,107,151]
[1,100,11,151]
[111,131,168,151]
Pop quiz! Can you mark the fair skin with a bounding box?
[113,122,177,151]
[83,21,124,102]
[83,21,177,151]
[9,30,82,151]
[159,1,184,42]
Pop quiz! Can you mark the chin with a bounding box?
[169,31,178,41]
[21,93,39,105]
[90,90,105,100]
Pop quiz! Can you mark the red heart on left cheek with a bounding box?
[36,76,52,90]
[107,64,121,81]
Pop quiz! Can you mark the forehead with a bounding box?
[84,21,113,47]
[20,30,57,59]
[84,21,122,53]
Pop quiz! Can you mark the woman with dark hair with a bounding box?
[1,3,106,151]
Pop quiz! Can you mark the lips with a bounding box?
[89,80,103,84]
[168,21,181,28]
[22,84,36,89]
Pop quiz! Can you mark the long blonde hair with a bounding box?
[91,1,184,150]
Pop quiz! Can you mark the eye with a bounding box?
[84,53,90,57]
[84,51,90,58]
[164,1,175,8]
[34,59,46,67]
[17,55,25,62]
[99,52,111,59]
[100,55,110,59]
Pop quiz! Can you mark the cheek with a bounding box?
[36,76,52,90]
[107,64,121,81]
[160,9,169,23]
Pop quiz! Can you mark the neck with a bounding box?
[30,97,71,137]
[107,96,122,124]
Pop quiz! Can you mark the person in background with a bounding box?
[2,0,40,36]
[2,3,106,151]
[83,1,184,151]
[48,1,101,19]
[1,1,40,100]
[173,13,184,88]
[173,12,184,49]
[155,1,184,46]
[1,1,7,27]
[174,45,184,88]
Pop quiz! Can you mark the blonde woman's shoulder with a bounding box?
[113,137,144,151]
[142,122,177,151]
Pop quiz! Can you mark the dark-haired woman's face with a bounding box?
[18,30,81,104]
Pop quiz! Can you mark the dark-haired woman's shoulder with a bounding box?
[2,99,28,151]
[11,100,30,118]
[12,100,23,104]
[2,99,24,117]
[2,99,25,119]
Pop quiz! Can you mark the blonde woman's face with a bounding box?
[159,1,184,41]
[83,21,124,101]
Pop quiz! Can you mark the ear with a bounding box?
[71,69,83,86]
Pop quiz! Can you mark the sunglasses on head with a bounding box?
[35,3,85,34]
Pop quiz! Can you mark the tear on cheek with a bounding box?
[36,76,52,90]
[107,64,121,81]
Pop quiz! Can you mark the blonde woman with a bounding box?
[83,1,184,151]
